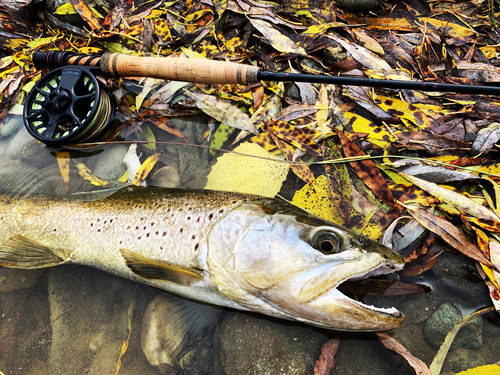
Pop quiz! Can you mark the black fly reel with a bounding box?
[23,65,116,146]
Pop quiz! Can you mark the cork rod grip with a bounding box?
[96,53,260,85]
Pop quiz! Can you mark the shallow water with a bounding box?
[0,113,498,375]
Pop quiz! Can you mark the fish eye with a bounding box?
[314,233,340,254]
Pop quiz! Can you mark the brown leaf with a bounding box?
[400,250,443,277]
[336,130,394,206]
[376,334,431,375]
[70,0,103,33]
[314,337,340,375]
[322,139,351,226]
[149,117,190,144]
[267,120,322,156]
[403,205,498,270]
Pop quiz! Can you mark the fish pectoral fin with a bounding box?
[120,248,204,286]
[0,235,68,269]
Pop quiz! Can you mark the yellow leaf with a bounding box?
[292,175,344,225]
[55,151,70,192]
[133,153,161,186]
[346,112,395,149]
[54,3,77,15]
[455,364,500,375]
[418,17,475,37]
[249,18,306,55]
[376,95,431,131]
[205,142,289,197]
[75,162,110,187]
[142,123,156,150]
[179,46,206,59]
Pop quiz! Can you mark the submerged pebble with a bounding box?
[93,145,129,181]
[150,166,181,188]
[0,268,44,292]
[424,302,483,349]
[217,311,328,375]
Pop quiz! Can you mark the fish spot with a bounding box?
[90,223,94,227]
[97,229,101,233]
[147,233,150,238]
[194,243,199,251]
[150,222,155,227]
[127,226,131,230]
[104,220,107,224]
[197,217,201,223]
[180,228,184,233]
[135,226,139,230]
[97,219,100,222]
[138,236,142,240]
[163,232,167,236]
[219,209,224,214]
[119,241,123,245]
[188,207,192,211]
[208,213,214,220]
[110,219,113,223]
[155,231,159,235]
[53,228,57,232]
[232,201,237,204]
[143,226,147,230]
[187,217,191,220]
[192,235,196,240]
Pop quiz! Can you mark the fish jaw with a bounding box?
[207,198,406,332]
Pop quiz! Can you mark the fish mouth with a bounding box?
[289,254,405,331]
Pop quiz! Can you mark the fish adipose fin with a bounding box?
[120,248,204,286]
[0,235,68,269]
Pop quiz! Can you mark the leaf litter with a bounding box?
[4,0,500,373]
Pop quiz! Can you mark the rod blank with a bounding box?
[33,51,500,96]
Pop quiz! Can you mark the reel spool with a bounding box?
[23,65,116,147]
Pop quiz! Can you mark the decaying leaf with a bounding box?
[184,90,258,134]
[133,153,161,186]
[376,334,431,375]
[55,150,70,192]
[292,175,345,225]
[75,161,109,187]
[249,18,306,55]
[403,204,496,270]
[400,173,500,222]
[205,142,289,197]
[314,337,340,375]
[470,122,500,156]
[337,130,394,206]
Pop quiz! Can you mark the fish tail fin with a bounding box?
[0,235,69,269]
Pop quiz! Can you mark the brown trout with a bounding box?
[0,186,405,331]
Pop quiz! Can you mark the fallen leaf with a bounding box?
[267,120,322,156]
[429,307,495,375]
[133,153,161,186]
[184,90,258,134]
[400,173,500,222]
[470,122,500,156]
[402,204,497,270]
[205,142,289,197]
[322,139,351,226]
[337,130,394,206]
[314,337,340,375]
[292,175,344,225]
[142,123,156,150]
[376,333,431,375]
[55,150,70,192]
[70,0,103,33]
[249,18,306,55]
[400,251,443,277]
[75,161,109,187]
[454,364,500,375]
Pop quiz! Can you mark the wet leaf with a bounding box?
[184,90,258,134]
[430,307,495,375]
[210,123,236,156]
[314,337,340,375]
[75,161,109,187]
[142,123,156,151]
[470,122,500,156]
[376,95,431,131]
[376,333,431,375]
[54,3,77,15]
[205,142,289,197]
[336,130,394,206]
[148,117,190,144]
[292,175,345,225]
[249,18,306,55]
[400,173,500,222]
[70,0,103,33]
[267,120,322,156]
[455,364,500,375]
[322,139,351,226]
[133,153,161,186]
[400,251,443,277]
[55,151,70,192]
[403,204,497,270]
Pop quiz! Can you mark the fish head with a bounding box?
[207,198,405,332]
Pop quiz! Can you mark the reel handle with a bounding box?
[33,51,261,85]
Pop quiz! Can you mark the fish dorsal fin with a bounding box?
[0,235,68,269]
[120,249,204,286]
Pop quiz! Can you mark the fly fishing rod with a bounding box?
[25,50,500,146]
